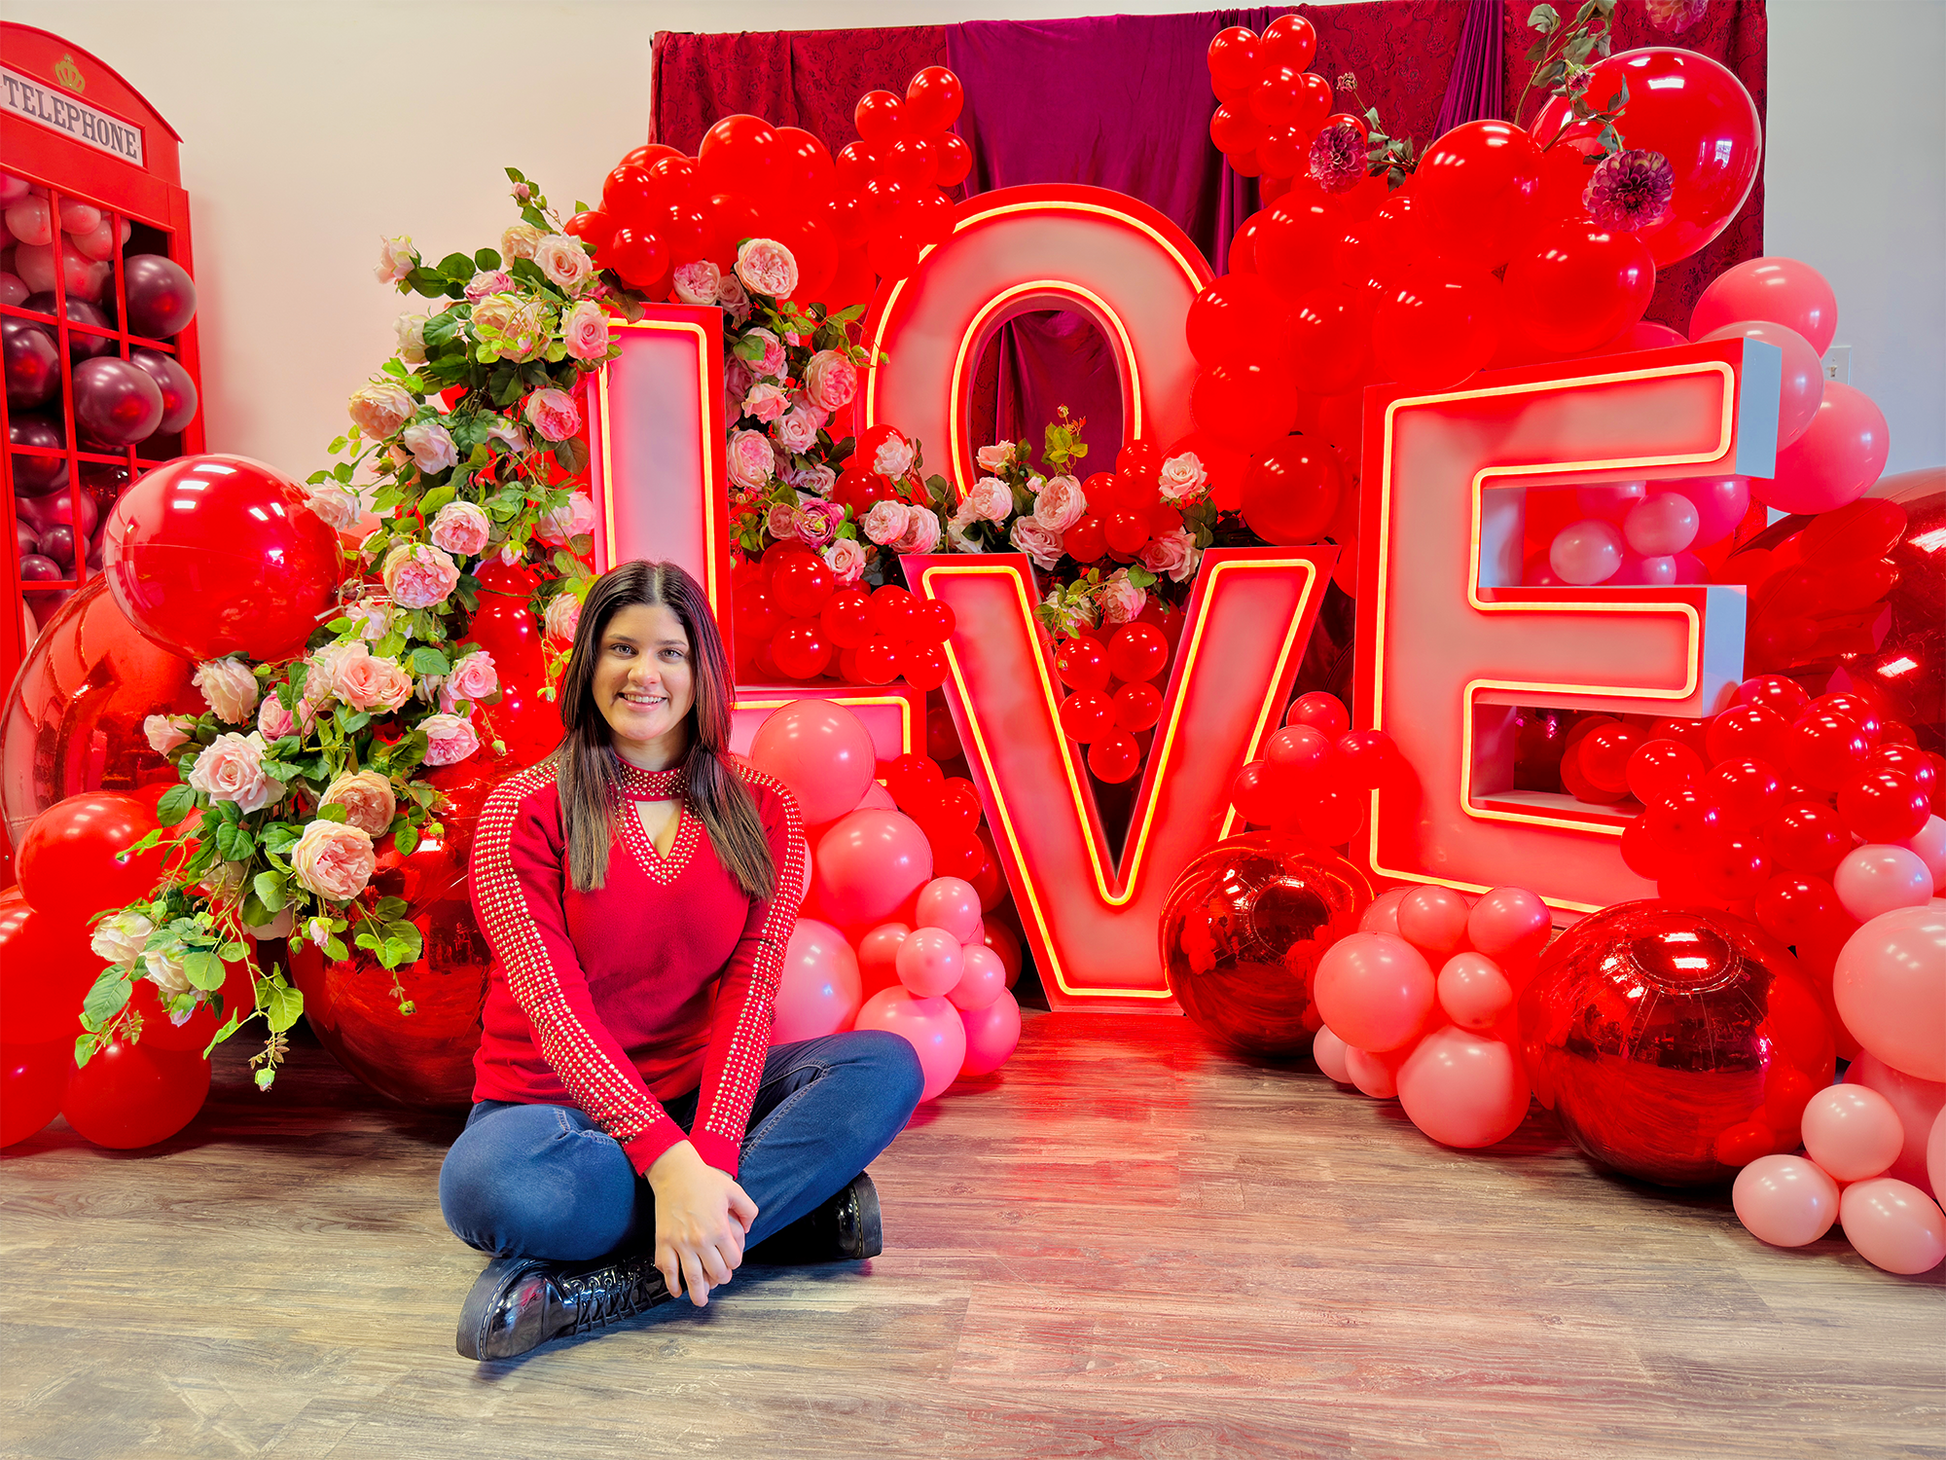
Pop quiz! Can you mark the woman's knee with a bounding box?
[847,1029,926,1115]
[439,1105,638,1260]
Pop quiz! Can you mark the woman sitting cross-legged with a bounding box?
[440,559,925,1361]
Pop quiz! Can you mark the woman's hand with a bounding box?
[645,1140,759,1307]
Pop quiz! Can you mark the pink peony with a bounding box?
[771,405,822,453]
[144,715,189,754]
[189,731,283,814]
[465,268,514,303]
[802,350,859,412]
[1100,570,1147,626]
[257,689,318,742]
[500,222,544,261]
[787,461,837,498]
[319,770,396,837]
[563,299,611,362]
[430,499,492,557]
[482,415,527,453]
[742,327,787,379]
[976,442,1017,473]
[334,650,415,713]
[423,713,482,767]
[734,238,800,299]
[382,542,461,610]
[375,235,417,285]
[537,490,597,547]
[1140,526,1198,582]
[524,387,581,442]
[726,429,776,491]
[894,509,942,556]
[445,649,499,703]
[672,260,721,305]
[194,656,260,724]
[394,313,428,364]
[872,430,916,479]
[535,234,595,293]
[961,476,1014,525]
[347,381,415,440]
[303,482,360,531]
[1157,451,1208,503]
[742,381,790,424]
[291,819,377,903]
[542,591,581,644]
[1008,517,1066,569]
[823,537,866,587]
[861,500,910,546]
[401,419,458,474]
[1033,475,1087,533]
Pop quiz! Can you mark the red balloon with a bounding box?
[1107,623,1169,684]
[1707,757,1784,827]
[1253,185,1344,295]
[904,66,965,133]
[771,620,833,680]
[1087,730,1142,785]
[1370,261,1503,390]
[911,598,956,645]
[1626,739,1705,804]
[1644,786,1726,854]
[1503,220,1655,356]
[1520,901,1834,1185]
[1114,681,1163,733]
[770,553,835,619]
[933,134,973,189]
[1206,27,1261,99]
[1285,287,1374,396]
[1058,690,1116,744]
[818,589,873,649]
[564,209,617,263]
[1191,362,1298,453]
[901,642,948,692]
[122,253,198,339]
[1763,800,1851,878]
[772,126,837,208]
[0,888,96,1046]
[606,225,668,290]
[697,115,781,194]
[0,1041,72,1147]
[1787,710,1873,792]
[73,357,164,446]
[1185,274,1290,366]
[1240,438,1343,545]
[1706,703,1791,766]
[853,90,906,145]
[1413,120,1544,272]
[1260,13,1317,70]
[1210,103,1262,157]
[18,791,168,924]
[61,1036,211,1148]
[601,163,657,227]
[1055,636,1111,693]
[1837,769,1931,844]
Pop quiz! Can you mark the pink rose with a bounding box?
[500,222,544,261]
[1008,517,1065,570]
[471,293,549,362]
[976,442,1016,473]
[347,381,414,440]
[189,731,282,814]
[726,429,775,491]
[1100,570,1147,626]
[382,542,461,610]
[1041,587,1098,639]
[789,391,830,427]
[1033,474,1087,533]
[742,381,790,424]
[742,327,787,379]
[304,482,360,531]
[394,313,428,364]
[306,640,368,701]
[319,770,397,836]
[894,509,942,555]
[345,603,392,642]
[482,415,527,453]
[401,419,458,474]
[672,260,721,306]
[524,387,581,442]
[771,405,821,453]
[445,649,499,703]
[1140,526,1198,582]
[715,273,752,324]
[422,713,482,767]
[802,350,858,412]
[144,715,189,754]
[787,462,837,498]
[795,499,847,549]
[257,689,318,741]
[535,234,595,293]
[542,591,581,644]
[430,500,492,557]
[465,268,514,303]
[734,238,800,299]
[823,537,866,586]
[563,299,611,362]
[335,651,415,713]
[961,476,1014,525]
[861,500,910,546]
[375,235,417,285]
[537,491,597,547]
[291,819,377,903]
[194,656,260,724]
[1157,451,1209,503]
[872,430,915,479]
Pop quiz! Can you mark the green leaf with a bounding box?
[316,802,349,824]
[1527,3,1560,31]
[409,646,452,676]
[84,969,132,1025]
[252,871,289,913]
[262,980,304,1034]
[374,897,409,919]
[262,824,302,854]
[203,1010,245,1057]
[219,941,249,961]
[394,824,421,857]
[418,483,457,518]
[183,949,227,991]
[75,1034,95,1070]
[154,783,198,828]
[474,247,503,271]
[437,251,475,279]
[214,821,255,862]
[325,936,349,962]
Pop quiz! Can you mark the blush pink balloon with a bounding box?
[914,876,982,943]
[770,919,862,1044]
[856,921,909,996]
[1834,904,1946,1081]
[1699,320,1824,448]
[1846,1052,1946,1196]
[1313,1025,1353,1083]
[895,926,963,998]
[1690,256,1838,356]
[1623,491,1701,555]
[1345,1043,1401,1099]
[1610,553,1679,586]
[1732,1154,1840,1247]
[812,809,934,926]
[1396,885,1472,956]
[1359,886,1410,935]
[1316,932,1437,1052]
[1929,1110,1945,1203]
[1575,480,1647,522]
[1438,952,1514,1030]
[854,780,896,811]
[1466,886,1553,973]
[1832,846,1934,924]
[747,700,877,825]
[1801,1084,1904,1182]
[1837,1178,1946,1275]
[959,987,1021,1077]
[1549,519,1625,585]
[1901,816,1946,893]
[855,987,966,1101]
[1668,475,1750,546]
[1396,1028,1530,1147]
[947,943,1006,1011]
[1755,382,1890,515]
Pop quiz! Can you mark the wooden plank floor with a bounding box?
[2,1011,1941,1460]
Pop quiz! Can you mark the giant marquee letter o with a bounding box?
[860,185,1214,500]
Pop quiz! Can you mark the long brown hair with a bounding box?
[552,561,775,899]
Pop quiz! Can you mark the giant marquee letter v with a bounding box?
[909,548,1334,1011]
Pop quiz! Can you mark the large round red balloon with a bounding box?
[101,454,343,662]
[1532,48,1762,267]
[0,887,96,1046]
[1160,831,1372,1057]
[1519,901,1835,1186]
[1503,220,1655,356]
[17,791,168,925]
[1413,120,1544,272]
[1240,438,1344,545]
[0,1041,72,1147]
[61,1035,211,1148]
[1371,262,1504,390]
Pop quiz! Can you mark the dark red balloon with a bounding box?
[128,347,199,434]
[73,356,164,446]
[122,253,199,339]
[3,316,60,409]
[9,412,69,496]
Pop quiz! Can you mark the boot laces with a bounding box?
[560,1259,662,1335]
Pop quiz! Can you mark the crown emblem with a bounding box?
[53,54,85,92]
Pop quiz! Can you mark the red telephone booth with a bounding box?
[1,23,205,693]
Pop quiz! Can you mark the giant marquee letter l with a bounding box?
[911,548,1334,1011]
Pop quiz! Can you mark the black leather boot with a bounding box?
[746,1171,883,1264]
[456,1250,670,1360]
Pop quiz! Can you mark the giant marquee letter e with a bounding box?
[1356,338,1782,914]
[911,548,1333,1010]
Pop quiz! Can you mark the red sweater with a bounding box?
[468,756,804,1177]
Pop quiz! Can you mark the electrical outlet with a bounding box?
[1822,344,1851,384]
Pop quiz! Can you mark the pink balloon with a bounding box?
[1732,1154,1840,1247]
[1690,256,1839,356]
[1359,886,1410,935]
[1837,1178,1946,1275]
[1755,381,1890,515]
[895,926,963,998]
[770,919,862,1044]
[1901,816,1946,894]
[948,943,1007,1011]
[914,876,982,943]
[854,780,897,811]
[1465,886,1552,973]
[1437,952,1514,1030]
[1834,904,1945,1081]
[812,809,933,926]
[1929,1109,1945,1202]
[1575,480,1647,523]
[1316,932,1436,1052]
[1699,320,1824,448]
[1801,1084,1905,1182]
[1668,475,1750,546]
[1832,846,1934,924]
[856,921,909,996]
[1846,1052,1945,1196]
[1313,1025,1352,1083]
[854,987,967,1101]
[1610,553,1679,586]
[1396,885,1471,956]
[1396,1027,1530,1147]
[1344,1043,1401,1099]
[959,988,1021,1077]
[747,700,877,825]
[1623,491,1701,555]
[1549,519,1624,585]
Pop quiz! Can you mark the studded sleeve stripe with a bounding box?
[469,767,685,1176]
[687,767,806,1177]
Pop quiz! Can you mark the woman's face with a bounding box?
[591,603,695,764]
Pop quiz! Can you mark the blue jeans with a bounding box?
[439,1030,925,1263]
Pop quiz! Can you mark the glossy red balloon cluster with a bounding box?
[1724,496,1912,681]
[1229,691,1410,850]
[1204,17,1337,185]
[1050,616,1173,786]
[733,543,957,689]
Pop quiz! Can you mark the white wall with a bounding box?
[7,0,1940,478]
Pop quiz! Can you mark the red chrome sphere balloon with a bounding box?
[1160,832,1372,1057]
[1519,901,1835,1186]
[101,454,343,663]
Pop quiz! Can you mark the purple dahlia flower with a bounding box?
[1583,149,1675,233]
